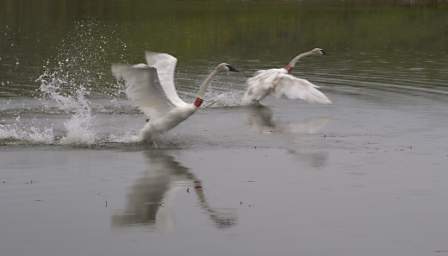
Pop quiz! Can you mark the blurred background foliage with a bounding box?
[1,0,447,61]
[0,0,447,96]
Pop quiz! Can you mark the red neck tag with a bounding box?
[194,97,203,108]
[284,64,293,73]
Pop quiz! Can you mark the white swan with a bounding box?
[241,48,331,105]
[112,52,238,141]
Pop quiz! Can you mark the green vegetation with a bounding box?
[1,0,447,61]
[1,0,447,96]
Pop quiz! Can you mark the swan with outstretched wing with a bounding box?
[112,52,238,141]
[242,48,331,105]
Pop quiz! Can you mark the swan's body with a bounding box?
[242,48,331,105]
[112,52,237,141]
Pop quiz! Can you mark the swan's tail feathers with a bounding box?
[274,74,332,104]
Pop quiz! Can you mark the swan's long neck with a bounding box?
[193,68,219,108]
[284,50,315,73]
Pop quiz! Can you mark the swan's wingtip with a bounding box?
[323,97,332,104]
[320,98,332,104]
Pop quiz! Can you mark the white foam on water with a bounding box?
[107,132,140,144]
[59,104,95,145]
[0,119,55,144]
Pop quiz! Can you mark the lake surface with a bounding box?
[1,1,448,255]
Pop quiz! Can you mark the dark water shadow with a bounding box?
[111,150,237,231]
[246,104,276,132]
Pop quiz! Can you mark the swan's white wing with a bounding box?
[242,68,286,104]
[247,68,286,87]
[145,52,188,107]
[273,74,332,104]
[112,64,175,119]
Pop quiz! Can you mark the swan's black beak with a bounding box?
[321,49,327,55]
[226,65,239,72]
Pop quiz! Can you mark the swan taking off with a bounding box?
[241,48,331,105]
[112,52,238,141]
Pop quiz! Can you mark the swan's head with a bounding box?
[217,63,239,72]
[311,48,326,56]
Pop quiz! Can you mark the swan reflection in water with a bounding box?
[112,150,237,231]
[247,104,330,168]
[246,104,330,135]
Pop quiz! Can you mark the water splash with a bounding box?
[0,117,55,144]
[37,68,95,144]
[59,93,95,145]
[205,91,244,108]
[107,132,140,144]
[31,20,129,145]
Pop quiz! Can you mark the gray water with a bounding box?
[1,1,448,255]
